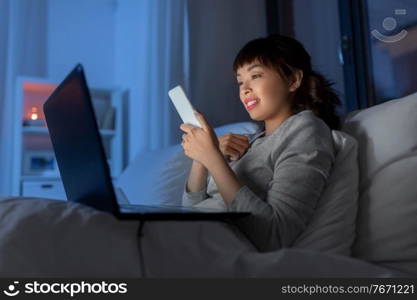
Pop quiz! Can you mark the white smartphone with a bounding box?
[168,85,201,128]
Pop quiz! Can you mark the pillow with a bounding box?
[213,121,262,137]
[292,130,359,256]
[342,91,417,191]
[116,144,190,206]
[342,91,417,276]
[352,155,417,276]
[117,121,261,206]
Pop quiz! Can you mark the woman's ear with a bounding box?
[289,69,303,92]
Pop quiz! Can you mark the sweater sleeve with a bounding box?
[181,181,209,206]
[181,154,232,207]
[228,117,335,252]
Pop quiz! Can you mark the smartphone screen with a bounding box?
[168,85,201,128]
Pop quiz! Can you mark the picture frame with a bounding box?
[22,151,60,176]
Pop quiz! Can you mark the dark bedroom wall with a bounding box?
[292,0,346,115]
[187,0,267,127]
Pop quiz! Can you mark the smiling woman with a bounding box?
[181,35,343,252]
[233,35,341,131]
[236,61,297,136]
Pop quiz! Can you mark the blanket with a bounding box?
[0,197,408,277]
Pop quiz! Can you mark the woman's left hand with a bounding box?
[180,110,221,167]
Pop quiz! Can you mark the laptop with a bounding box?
[43,64,250,220]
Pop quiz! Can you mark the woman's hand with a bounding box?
[180,110,222,167]
[218,133,249,161]
[180,111,244,205]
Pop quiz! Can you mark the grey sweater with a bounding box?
[182,110,336,252]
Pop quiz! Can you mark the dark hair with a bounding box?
[233,34,341,130]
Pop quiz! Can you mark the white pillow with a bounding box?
[117,122,261,206]
[353,154,417,276]
[343,92,417,191]
[213,121,262,137]
[293,130,359,256]
[342,91,417,276]
[117,144,191,206]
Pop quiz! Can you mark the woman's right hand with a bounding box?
[218,133,250,161]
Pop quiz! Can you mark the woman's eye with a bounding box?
[237,74,262,86]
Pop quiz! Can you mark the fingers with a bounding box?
[193,110,210,131]
[222,133,249,148]
[229,139,249,153]
[227,133,249,143]
[218,133,250,159]
[228,142,248,157]
[181,124,202,140]
[220,145,241,160]
[230,137,249,148]
[220,140,248,158]
[180,123,195,133]
[181,134,190,147]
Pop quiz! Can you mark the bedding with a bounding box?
[343,91,417,191]
[140,220,410,277]
[119,122,359,256]
[2,96,416,277]
[0,197,141,277]
[0,197,410,277]
[343,91,417,276]
[353,155,417,276]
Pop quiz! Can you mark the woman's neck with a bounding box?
[264,109,293,137]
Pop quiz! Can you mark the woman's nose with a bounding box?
[241,83,252,95]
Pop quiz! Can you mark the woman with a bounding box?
[179,34,341,252]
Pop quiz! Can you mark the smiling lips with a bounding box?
[244,98,259,111]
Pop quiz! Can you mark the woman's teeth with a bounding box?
[246,100,258,111]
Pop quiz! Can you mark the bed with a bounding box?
[0,91,416,278]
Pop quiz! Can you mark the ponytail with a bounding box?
[293,71,341,130]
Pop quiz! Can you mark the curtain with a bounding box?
[0,0,47,196]
[130,0,190,153]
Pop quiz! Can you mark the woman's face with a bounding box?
[236,60,294,122]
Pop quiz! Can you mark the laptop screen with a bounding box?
[43,64,117,213]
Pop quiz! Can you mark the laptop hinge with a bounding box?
[115,187,130,204]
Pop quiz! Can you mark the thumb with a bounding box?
[194,110,210,130]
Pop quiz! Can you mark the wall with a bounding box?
[47,0,117,87]
[293,0,346,115]
[187,0,267,127]
[113,0,144,161]
[113,0,267,160]
[42,0,266,162]
[46,0,137,160]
